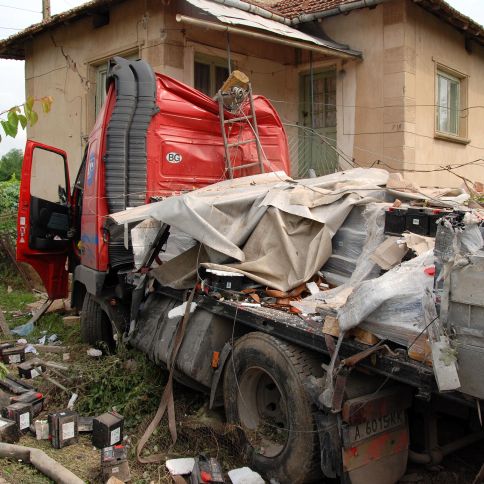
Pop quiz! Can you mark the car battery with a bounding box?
[0,342,13,356]
[10,391,44,417]
[405,208,429,235]
[101,445,131,482]
[384,208,407,235]
[2,402,32,434]
[2,346,26,365]
[92,411,124,448]
[206,269,244,291]
[18,361,46,379]
[48,410,79,448]
[0,416,20,443]
[190,456,225,483]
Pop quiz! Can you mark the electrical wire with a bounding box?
[0,4,41,13]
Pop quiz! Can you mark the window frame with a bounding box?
[434,62,469,144]
[194,53,232,97]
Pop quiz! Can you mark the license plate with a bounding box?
[348,409,405,444]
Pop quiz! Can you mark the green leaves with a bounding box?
[0,96,53,141]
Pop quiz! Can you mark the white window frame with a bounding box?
[434,62,469,144]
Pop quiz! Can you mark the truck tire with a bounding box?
[223,332,322,484]
[80,293,115,350]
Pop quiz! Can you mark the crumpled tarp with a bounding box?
[109,168,389,291]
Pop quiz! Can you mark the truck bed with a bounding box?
[159,288,438,399]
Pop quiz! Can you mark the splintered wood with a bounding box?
[323,315,433,365]
[220,70,250,93]
[322,315,379,346]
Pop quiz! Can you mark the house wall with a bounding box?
[322,0,484,187]
[24,0,303,183]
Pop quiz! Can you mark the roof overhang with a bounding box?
[180,0,361,59]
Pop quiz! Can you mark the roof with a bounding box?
[1,0,484,59]
[258,0,356,18]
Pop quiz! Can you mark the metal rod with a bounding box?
[226,31,232,75]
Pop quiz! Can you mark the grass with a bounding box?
[0,278,246,483]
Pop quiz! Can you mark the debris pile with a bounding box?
[109,167,484,398]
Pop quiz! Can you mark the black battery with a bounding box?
[10,391,44,417]
[0,342,13,355]
[2,402,32,433]
[384,208,407,235]
[101,445,131,482]
[48,410,79,448]
[92,411,124,449]
[190,456,225,483]
[405,208,429,235]
[18,361,46,379]
[206,269,244,291]
[0,416,20,443]
[2,346,26,365]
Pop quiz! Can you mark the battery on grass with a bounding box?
[0,416,20,443]
[190,455,225,483]
[0,342,13,356]
[101,445,131,482]
[10,391,44,417]
[2,402,32,433]
[92,411,124,448]
[2,346,26,365]
[48,410,79,448]
[18,361,46,379]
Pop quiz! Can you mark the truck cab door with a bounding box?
[17,141,72,300]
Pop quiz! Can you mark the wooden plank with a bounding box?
[323,315,340,337]
[352,327,380,346]
[219,70,249,93]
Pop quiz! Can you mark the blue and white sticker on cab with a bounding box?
[87,152,96,186]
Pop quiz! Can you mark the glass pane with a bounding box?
[31,148,67,204]
[194,62,211,96]
[449,80,459,135]
[215,65,229,94]
[437,75,449,132]
[437,73,460,134]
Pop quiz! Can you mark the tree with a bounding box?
[0,148,23,182]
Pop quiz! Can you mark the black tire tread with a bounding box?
[225,331,324,483]
[80,293,114,348]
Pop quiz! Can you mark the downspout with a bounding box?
[292,0,391,25]
[209,0,292,25]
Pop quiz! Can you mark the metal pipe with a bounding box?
[291,0,390,25]
[175,14,360,59]
[209,0,291,25]
[409,431,484,465]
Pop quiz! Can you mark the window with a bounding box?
[194,54,230,97]
[435,65,468,142]
[94,53,138,116]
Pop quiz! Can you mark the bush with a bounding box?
[0,175,19,235]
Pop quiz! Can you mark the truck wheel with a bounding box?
[80,293,115,350]
[223,332,322,484]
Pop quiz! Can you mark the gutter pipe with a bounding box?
[291,0,390,25]
[209,0,292,25]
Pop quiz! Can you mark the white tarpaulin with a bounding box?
[109,168,389,291]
